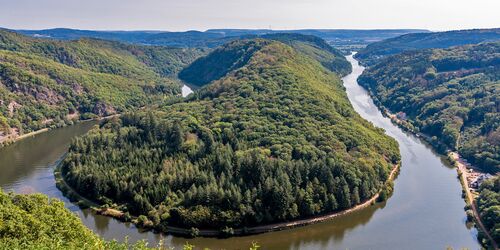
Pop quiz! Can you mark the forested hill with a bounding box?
[0,188,104,249]
[358,42,500,173]
[179,34,351,86]
[0,30,203,141]
[355,28,500,66]
[0,29,205,79]
[0,188,215,249]
[261,33,352,76]
[61,39,400,232]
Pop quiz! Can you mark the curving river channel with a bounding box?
[0,55,480,250]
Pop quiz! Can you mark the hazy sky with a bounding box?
[1,0,499,31]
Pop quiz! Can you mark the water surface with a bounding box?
[0,56,480,249]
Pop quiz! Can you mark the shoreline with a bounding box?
[0,128,49,146]
[55,157,400,237]
[0,114,121,148]
[361,86,498,248]
[452,152,498,249]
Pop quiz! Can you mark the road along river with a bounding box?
[0,55,480,249]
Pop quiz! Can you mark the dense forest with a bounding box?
[61,39,400,232]
[0,30,204,140]
[260,33,352,76]
[0,189,257,249]
[355,28,500,66]
[476,176,500,246]
[179,34,351,87]
[0,188,128,249]
[358,42,500,173]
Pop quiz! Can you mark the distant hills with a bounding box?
[14,28,428,49]
[355,28,500,65]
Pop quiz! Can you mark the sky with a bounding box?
[0,0,499,31]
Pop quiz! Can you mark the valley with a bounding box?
[0,53,481,250]
[0,25,498,249]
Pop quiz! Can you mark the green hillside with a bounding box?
[355,28,500,66]
[61,39,400,232]
[0,189,255,249]
[0,188,109,249]
[179,34,351,86]
[0,30,203,141]
[358,42,500,172]
[261,33,352,76]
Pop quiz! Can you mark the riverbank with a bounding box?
[0,113,122,148]
[452,152,498,249]
[361,86,497,248]
[55,156,400,237]
[0,128,49,147]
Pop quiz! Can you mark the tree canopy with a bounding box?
[62,39,400,231]
[359,42,500,173]
[477,176,500,246]
[0,30,204,138]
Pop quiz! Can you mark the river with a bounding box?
[0,55,480,249]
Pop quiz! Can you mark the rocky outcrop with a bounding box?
[92,102,116,116]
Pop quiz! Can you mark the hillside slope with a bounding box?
[61,39,400,232]
[355,28,500,66]
[179,34,351,86]
[0,189,104,249]
[358,42,500,172]
[261,33,352,76]
[0,189,215,249]
[0,30,203,142]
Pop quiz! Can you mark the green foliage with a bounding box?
[0,30,203,137]
[189,227,200,238]
[0,189,103,249]
[0,188,260,249]
[476,177,500,246]
[179,39,266,86]
[359,42,500,173]
[220,226,235,237]
[355,28,500,66]
[179,35,351,87]
[260,33,352,76]
[62,39,399,231]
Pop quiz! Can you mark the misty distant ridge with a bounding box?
[9,27,429,48]
[355,27,500,65]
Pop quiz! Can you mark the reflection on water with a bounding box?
[0,121,98,193]
[0,56,480,250]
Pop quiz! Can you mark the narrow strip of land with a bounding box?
[0,128,49,145]
[1,113,122,147]
[452,152,498,249]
